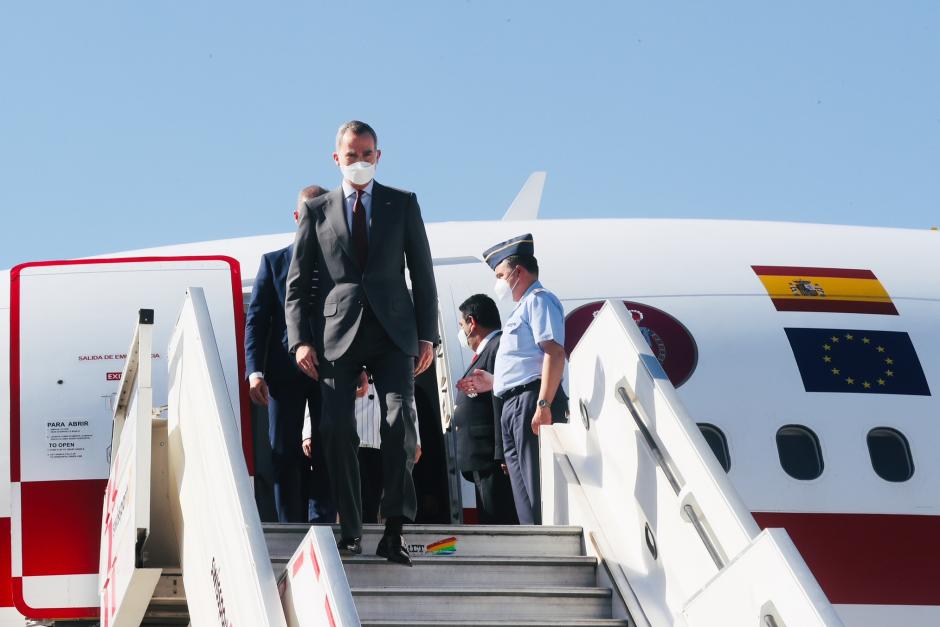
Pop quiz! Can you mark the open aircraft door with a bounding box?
[431,256,511,521]
[9,257,249,620]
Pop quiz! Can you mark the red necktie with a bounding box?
[471,353,479,364]
[352,190,369,270]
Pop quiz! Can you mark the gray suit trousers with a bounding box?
[319,307,418,539]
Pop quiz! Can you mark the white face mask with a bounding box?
[456,327,471,352]
[340,161,376,186]
[493,268,518,303]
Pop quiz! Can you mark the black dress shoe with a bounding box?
[375,533,412,566]
[337,537,362,555]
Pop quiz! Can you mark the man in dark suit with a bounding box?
[454,294,518,525]
[245,185,335,524]
[286,120,438,566]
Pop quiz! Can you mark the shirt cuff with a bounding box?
[248,372,264,383]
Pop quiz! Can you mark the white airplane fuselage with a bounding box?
[1,216,938,625]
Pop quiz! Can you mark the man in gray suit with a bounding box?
[286,120,438,566]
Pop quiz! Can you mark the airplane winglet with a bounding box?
[501,172,546,221]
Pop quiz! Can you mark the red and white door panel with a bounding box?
[9,257,250,620]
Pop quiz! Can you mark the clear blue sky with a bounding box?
[1,2,938,269]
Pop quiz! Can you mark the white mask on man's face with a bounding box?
[340,161,375,186]
[493,267,518,303]
[456,327,471,352]
[493,278,511,302]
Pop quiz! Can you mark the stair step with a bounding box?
[352,587,613,622]
[141,610,190,625]
[144,570,187,623]
[264,523,585,559]
[149,526,619,624]
[345,555,596,587]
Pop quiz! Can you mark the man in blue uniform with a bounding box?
[245,185,335,523]
[467,234,569,524]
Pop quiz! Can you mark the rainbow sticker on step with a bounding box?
[426,536,457,555]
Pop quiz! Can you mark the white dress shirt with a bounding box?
[302,377,421,449]
[474,329,500,359]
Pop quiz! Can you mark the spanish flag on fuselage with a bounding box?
[751,266,898,315]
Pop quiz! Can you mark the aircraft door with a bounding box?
[9,257,247,620]
[432,256,508,522]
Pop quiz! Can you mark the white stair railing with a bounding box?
[166,287,287,626]
[169,288,359,627]
[99,309,162,627]
[280,525,361,627]
[541,299,843,627]
[101,289,357,626]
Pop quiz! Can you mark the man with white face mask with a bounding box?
[467,233,569,525]
[453,294,518,524]
[285,120,439,566]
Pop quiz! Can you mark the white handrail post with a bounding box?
[281,526,361,627]
[99,309,162,627]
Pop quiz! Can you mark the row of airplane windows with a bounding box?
[697,423,915,483]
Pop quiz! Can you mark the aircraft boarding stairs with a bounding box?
[140,524,627,626]
[102,291,842,627]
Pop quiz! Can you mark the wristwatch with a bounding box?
[537,399,551,409]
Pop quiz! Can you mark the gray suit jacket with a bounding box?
[285,182,439,362]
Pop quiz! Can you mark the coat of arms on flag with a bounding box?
[752,266,898,315]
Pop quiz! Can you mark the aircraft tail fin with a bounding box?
[501,171,546,221]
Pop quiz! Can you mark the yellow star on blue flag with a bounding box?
[785,328,930,396]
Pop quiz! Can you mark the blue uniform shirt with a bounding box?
[493,281,566,397]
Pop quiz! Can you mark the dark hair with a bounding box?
[298,185,329,202]
[458,294,501,330]
[295,185,328,215]
[336,120,378,148]
[504,254,539,276]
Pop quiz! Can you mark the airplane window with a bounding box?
[867,428,914,482]
[776,425,823,480]
[697,423,731,472]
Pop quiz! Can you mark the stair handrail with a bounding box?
[614,384,725,569]
[99,308,162,626]
[166,287,287,626]
[543,299,843,626]
[280,525,361,627]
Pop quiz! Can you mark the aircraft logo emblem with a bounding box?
[565,301,698,388]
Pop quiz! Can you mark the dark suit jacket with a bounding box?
[285,182,439,361]
[453,332,502,472]
[245,246,306,384]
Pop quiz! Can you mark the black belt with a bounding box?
[500,379,541,399]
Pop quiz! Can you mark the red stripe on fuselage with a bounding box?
[751,266,879,279]
[769,298,899,315]
[753,512,940,606]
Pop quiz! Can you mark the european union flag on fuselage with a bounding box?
[785,328,930,396]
